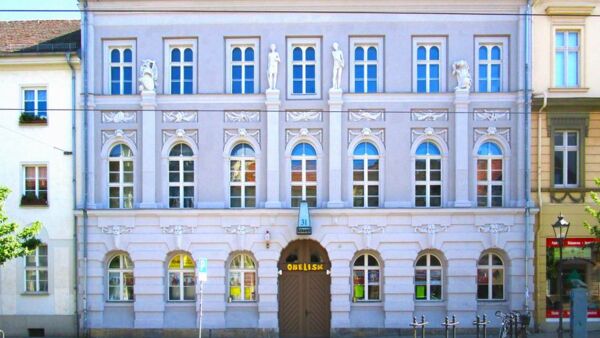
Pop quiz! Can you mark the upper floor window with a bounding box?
[110,48,133,95]
[478,45,502,92]
[415,142,442,207]
[23,88,47,118]
[168,143,194,208]
[352,253,381,302]
[352,142,379,207]
[415,253,442,301]
[554,31,579,88]
[414,37,446,93]
[227,39,259,94]
[291,142,317,207]
[353,46,377,93]
[23,165,47,205]
[25,244,48,293]
[230,143,256,208]
[168,253,196,301]
[108,254,134,301]
[108,144,133,209]
[288,38,321,98]
[228,254,257,302]
[477,253,504,300]
[554,130,579,187]
[477,142,503,207]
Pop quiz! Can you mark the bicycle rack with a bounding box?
[472,314,490,338]
[0,329,4,338]
[442,315,459,338]
[410,315,428,338]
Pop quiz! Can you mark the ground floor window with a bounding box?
[546,238,600,319]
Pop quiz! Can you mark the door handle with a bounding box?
[305,310,309,317]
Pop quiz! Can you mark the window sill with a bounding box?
[477,299,507,304]
[21,292,49,296]
[351,301,383,306]
[548,87,589,93]
[165,301,196,305]
[415,300,446,305]
[227,301,258,307]
[20,201,49,207]
[19,119,48,126]
[105,300,135,305]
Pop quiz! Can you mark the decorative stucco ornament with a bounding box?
[223,224,259,250]
[331,42,344,90]
[478,223,511,248]
[267,44,281,90]
[138,59,158,92]
[452,60,471,91]
[414,224,448,249]
[350,224,385,249]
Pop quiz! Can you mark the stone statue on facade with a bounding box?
[267,44,281,91]
[452,60,471,91]
[138,59,158,92]
[331,42,344,90]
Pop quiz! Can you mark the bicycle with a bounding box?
[495,310,529,338]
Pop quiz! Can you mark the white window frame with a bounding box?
[475,36,508,93]
[553,130,579,188]
[352,253,381,302]
[107,254,134,302]
[414,142,442,207]
[108,144,134,209]
[553,28,582,88]
[164,38,197,95]
[477,253,505,301]
[414,253,443,301]
[24,244,48,293]
[22,87,48,118]
[228,253,257,302]
[229,143,257,208]
[349,36,384,93]
[23,164,48,200]
[412,37,446,93]
[167,254,196,302]
[352,141,380,208]
[287,37,321,99]
[103,39,136,95]
[290,142,318,207]
[226,38,259,94]
[168,143,195,208]
[476,143,504,207]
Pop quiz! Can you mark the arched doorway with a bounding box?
[278,240,331,338]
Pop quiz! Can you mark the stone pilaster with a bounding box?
[255,249,279,329]
[132,259,165,328]
[140,91,157,208]
[453,88,471,207]
[265,89,282,208]
[327,88,344,208]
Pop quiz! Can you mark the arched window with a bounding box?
[109,47,133,95]
[108,144,134,209]
[352,253,380,302]
[292,46,316,94]
[352,142,379,207]
[477,253,504,300]
[354,46,378,93]
[168,254,196,301]
[416,45,440,93]
[228,254,257,302]
[170,47,193,94]
[232,46,255,94]
[168,143,194,208]
[230,143,256,208]
[415,253,442,301]
[477,142,503,207]
[291,142,317,207]
[415,141,441,207]
[107,254,134,301]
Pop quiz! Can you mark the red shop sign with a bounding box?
[546,237,600,248]
[546,309,600,318]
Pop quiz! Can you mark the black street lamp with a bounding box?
[552,213,570,338]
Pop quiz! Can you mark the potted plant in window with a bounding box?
[20,193,48,206]
[19,113,47,125]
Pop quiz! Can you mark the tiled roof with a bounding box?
[0,20,80,54]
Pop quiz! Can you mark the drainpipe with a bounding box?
[65,52,79,338]
[536,92,547,209]
[524,0,533,314]
[81,1,89,336]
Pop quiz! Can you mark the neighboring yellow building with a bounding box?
[532,0,600,331]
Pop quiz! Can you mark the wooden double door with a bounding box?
[278,240,331,338]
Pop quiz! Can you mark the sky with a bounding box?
[0,0,80,21]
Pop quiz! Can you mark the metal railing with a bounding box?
[409,312,530,338]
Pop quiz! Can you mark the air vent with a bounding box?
[28,328,45,337]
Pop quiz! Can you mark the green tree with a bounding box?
[0,186,42,266]
[584,178,600,255]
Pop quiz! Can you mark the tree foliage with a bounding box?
[0,186,42,266]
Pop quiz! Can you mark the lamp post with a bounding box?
[552,213,570,338]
